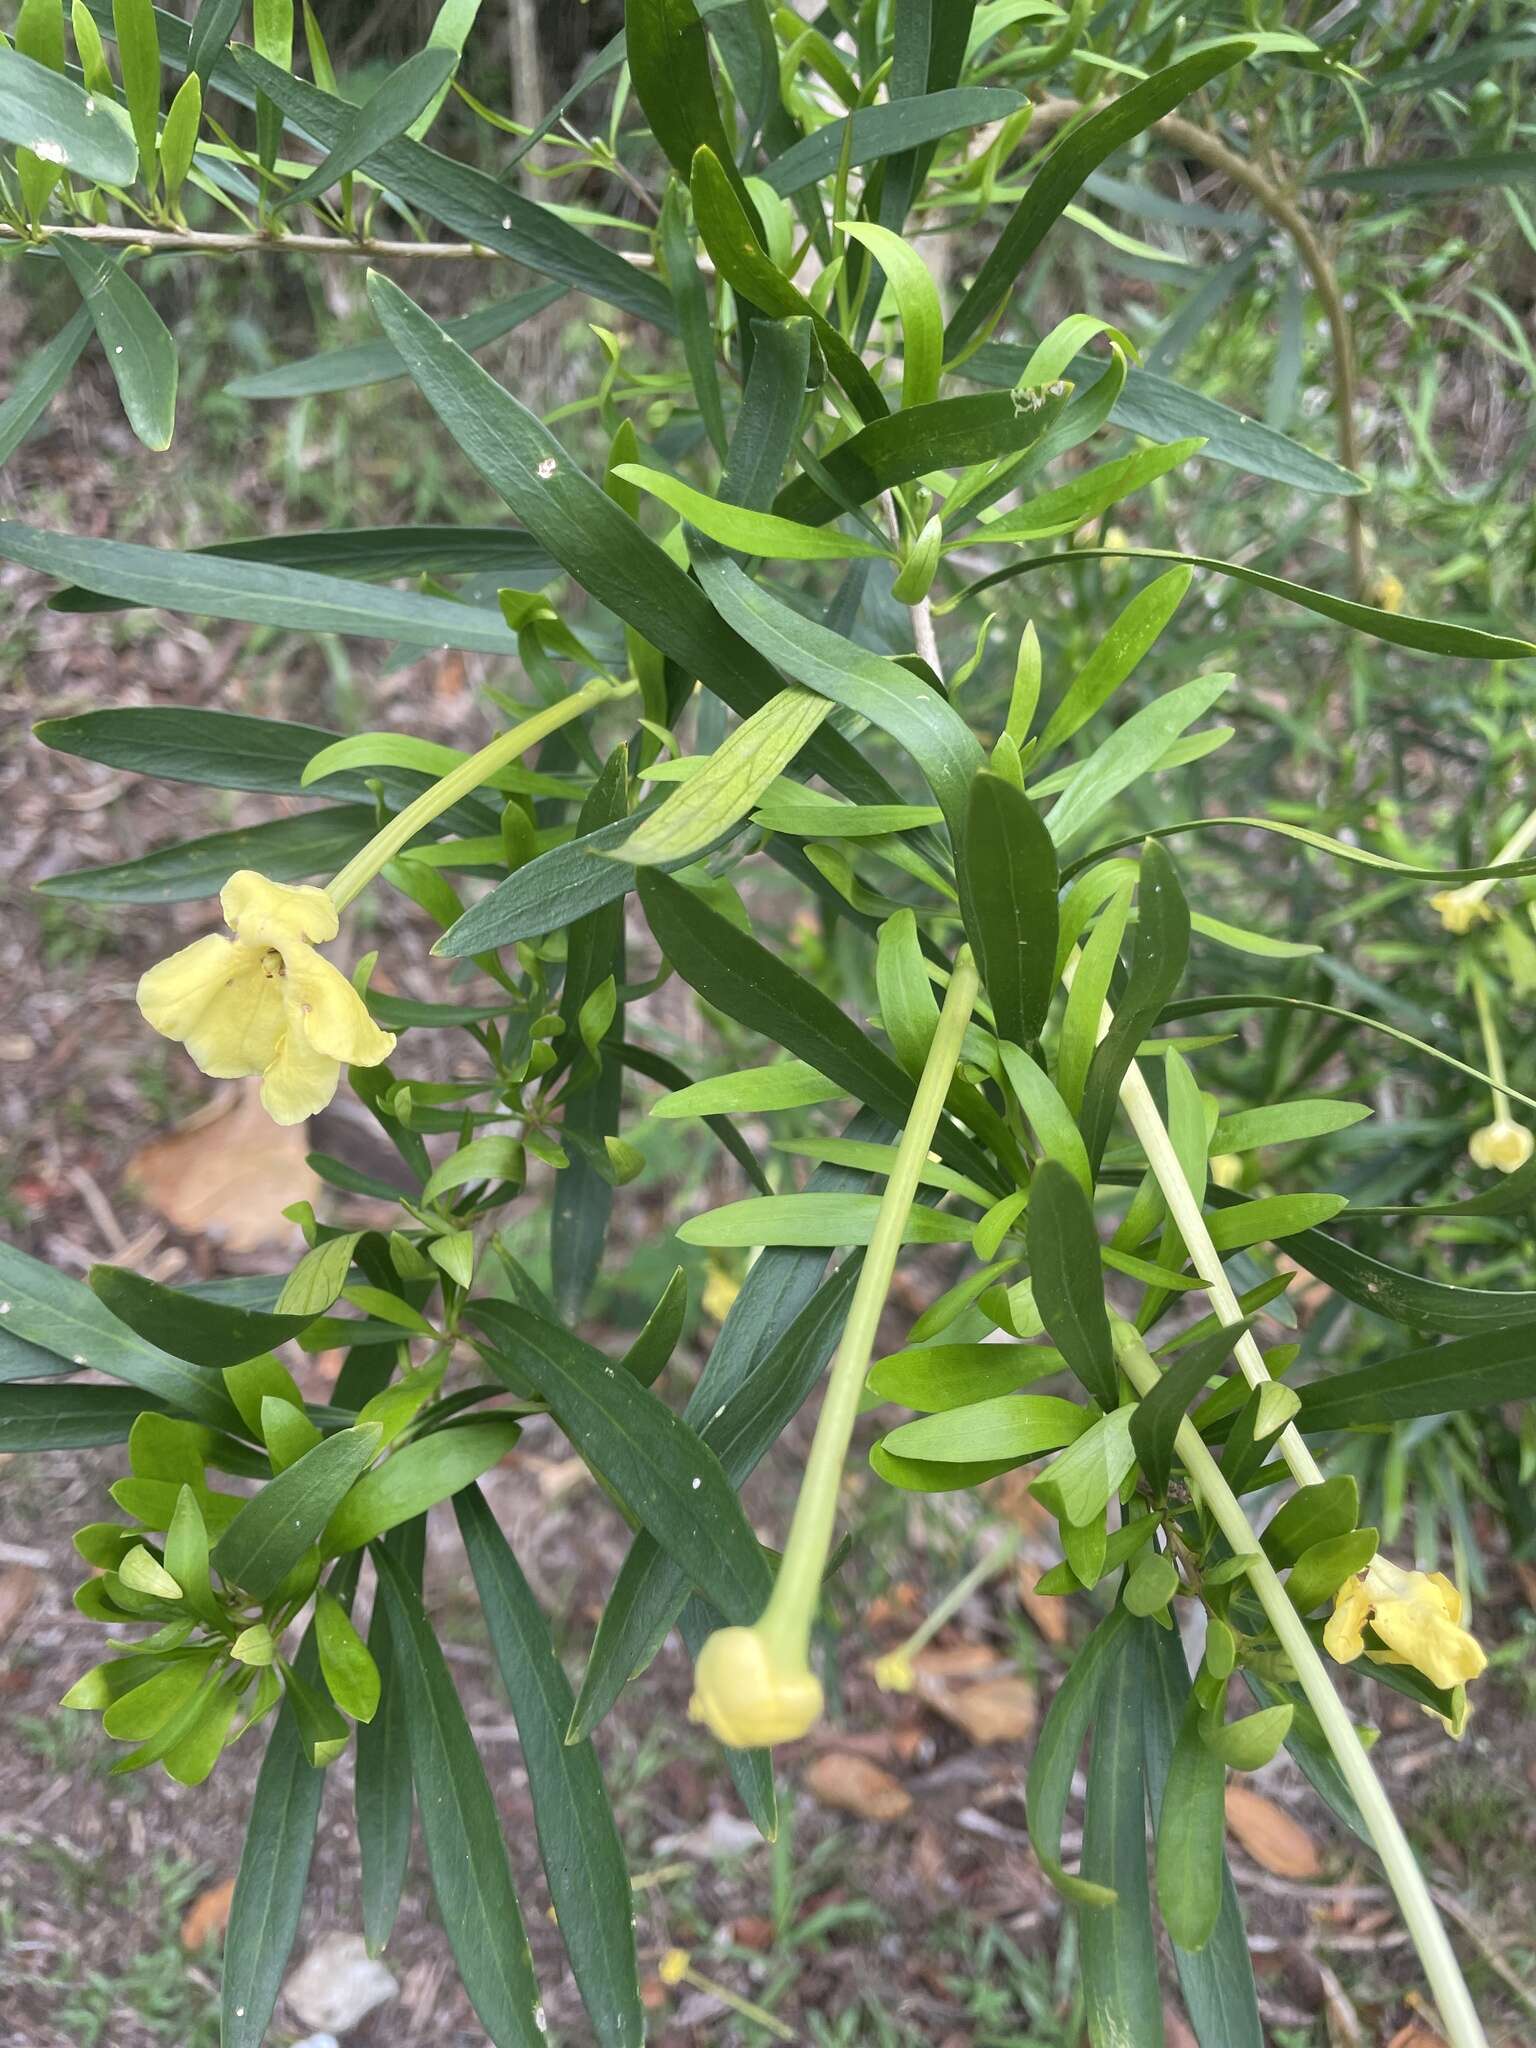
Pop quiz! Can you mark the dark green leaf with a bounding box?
[0,519,530,651]
[0,45,137,181]
[374,1546,547,2046]
[0,1381,163,1450]
[35,805,376,904]
[772,389,1071,527]
[1081,1622,1163,2048]
[52,525,557,609]
[472,1302,772,1624]
[53,238,177,452]
[760,87,1023,196]
[690,142,887,422]
[622,1268,689,1386]
[1141,1622,1262,2040]
[626,0,750,210]
[969,543,1536,661]
[222,1631,326,2048]
[963,345,1365,494]
[1027,1604,1131,1902]
[456,1489,643,2048]
[212,1425,383,1599]
[957,771,1058,1046]
[186,0,243,84]
[88,1264,314,1370]
[0,306,93,467]
[693,551,984,839]
[0,1241,239,1429]
[1079,841,1190,1167]
[1027,1160,1117,1408]
[1314,151,1536,197]
[637,869,995,1191]
[1154,1689,1226,1951]
[278,48,460,210]
[1297,1323,1536,1432]
[1130,1318,1254,1499]
[1260,1476,1359,1567]
[232,49,673,329]
[946,41,1253,353]
[364,273,899,813]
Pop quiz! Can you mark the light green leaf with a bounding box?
[839,219,943,409]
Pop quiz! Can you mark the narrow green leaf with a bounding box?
[1140,1620,1262,2045]
[1130,1318,1253,1499]
[0,43,137,180]
[278,47,458,210]
[1081,1623,1164,2047]
[1037,568,1191,757]
[625,0,749,209]
[690,142,887,422]
[621,689,832,867]
[456,1490,643,2048]
[618,464,889,561]
[1026,1160,1117,1408]
[0,1381,162,1449]
[222,1631,326,2048]
[88,1264,314,1369]
[946,41,1253,353]
[957,771,1058,1046]
[1296,1323,1536,1432]
[321,1417,521,1554]
[374,1546,546,2045]
[1079,840,1190,1167]
[112,0,161,184]
[773,389,1070,528]
[211,1425,383,1599]
[1045,675,1232,849]
[473,1302,773,1625]
[1155,1691,1227,1951]
[761,87,1023,196]
[0,306,93,467]
[0,1240,239,1429]
[652,1060,839,1118]
[1026,1605,1131,1903]
[232,48,672,329]
[975,440,1202,549]
[972,544,1536,662]
[186,0,242,83]
[52,237,177,451]
[839,220,943,409]
[35,804,375,906]
[867,1340,1065,1412]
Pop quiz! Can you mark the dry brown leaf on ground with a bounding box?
[911,1642,1007,1680]
[179,1876,235,1950]
[1386,2021,1448,2048]
[0,1564,38,1647]
[126,1081,318,1253]
[1224,1783,1323,1877]
[916,1673,1037,1746]
[804,1753,913,1821]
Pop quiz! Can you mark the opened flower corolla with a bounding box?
[137,871,395,1125]
[1324,1555,1486,1696]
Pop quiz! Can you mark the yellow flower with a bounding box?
[1469,1118,1535,1174]
[1323,1557,1486,1695]
[1366,569,1405,613]
[687,1624,824,1748]
[137,871,395,1125]
[1428,888,1494,936]
[872,1650,914,1694]
[657,1949,690,1988]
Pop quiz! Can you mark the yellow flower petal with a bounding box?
[258,1022,343,1125]
[1469,1119,1534,1174]
[220,870,339,948]
[137,935,285,1079]
[1323,1575,1372,1664]
[687,1625,824,1748]
[282,948,396,1066]
[1366,1574,1486,1692]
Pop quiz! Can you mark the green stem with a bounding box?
[1061,946,1325,1490]
[1112,1318,1487,2048]
[1456,797,1536,917]
[891,1526,1021,1666]
[758,947,980,1658]
[1472,974,1511,1123]
[326,677,634,910]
